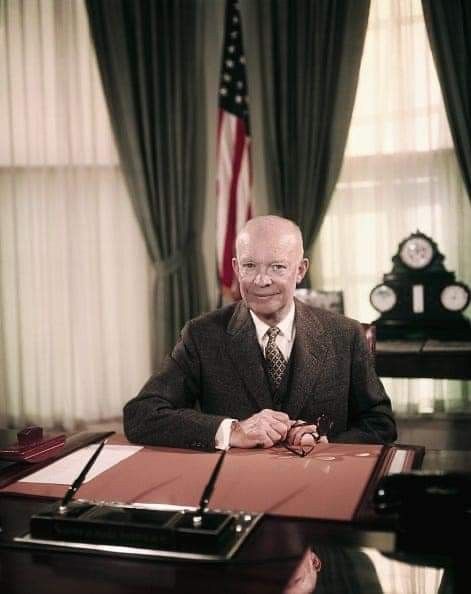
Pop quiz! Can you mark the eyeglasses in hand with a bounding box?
[280,415,334,458]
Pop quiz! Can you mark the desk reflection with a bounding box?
[283,545,445,594]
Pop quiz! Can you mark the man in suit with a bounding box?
[124,215,396,450]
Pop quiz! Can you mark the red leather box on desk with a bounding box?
[0,426,66,463]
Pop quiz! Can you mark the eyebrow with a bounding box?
[240,259,289,265]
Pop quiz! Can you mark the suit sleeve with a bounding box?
[330,322,397,444]
[123,321,226,451]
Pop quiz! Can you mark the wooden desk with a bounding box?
[376,340,471,380]
[0,495,400,594]
[1,439,467,593]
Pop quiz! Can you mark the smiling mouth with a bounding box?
[253,293,279,298]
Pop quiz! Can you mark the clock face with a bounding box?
[370,284,397,313]
[399,237,434,269]
[440,284,470,312]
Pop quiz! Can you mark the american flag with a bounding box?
[216,0,252,303]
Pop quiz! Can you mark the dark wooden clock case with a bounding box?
[372,233,471,340]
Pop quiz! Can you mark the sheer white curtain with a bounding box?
[0,0,153,429]
[364,548,444,594]
[311,0,471,414]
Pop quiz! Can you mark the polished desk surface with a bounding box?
[1,448,470,594]
[376,339,471,380]
[1,441,391,522]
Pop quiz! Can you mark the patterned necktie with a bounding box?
[265,327,287,388]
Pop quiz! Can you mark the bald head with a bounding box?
[233,215,309,324]
[235,216,304,260]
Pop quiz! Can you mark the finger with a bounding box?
[300,433,316,446]
[294,427,317,446]
[293,429,306,446]
[298,426,318,446]
[288,425,317,445]
[265,426,284,443]
[287,428,305,446]
[260,409,291,425]
[250,422,282,444]
[247,426,278,445]
[269,420,290,440]
[291,419,308,428]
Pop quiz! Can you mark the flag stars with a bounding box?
[219,1,250,129]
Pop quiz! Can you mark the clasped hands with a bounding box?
[229,409,325,449]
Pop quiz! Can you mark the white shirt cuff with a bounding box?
[215,418,237,450]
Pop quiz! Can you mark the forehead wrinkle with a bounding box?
[236,234,301,263]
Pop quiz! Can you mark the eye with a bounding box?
[271,263,287,272]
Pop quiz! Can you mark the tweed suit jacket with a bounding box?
[123,299,397,450]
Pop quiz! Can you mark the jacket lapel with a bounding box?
[225,301,273,411]
[284,300,330,420]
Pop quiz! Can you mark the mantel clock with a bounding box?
[370,231,471,339]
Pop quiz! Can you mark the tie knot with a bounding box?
[266,327,281,340]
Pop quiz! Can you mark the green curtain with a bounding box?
[86,0,208,366]
[240,0,370,252]
[422,0,471,203]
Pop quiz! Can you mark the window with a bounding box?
[312,0,471,413]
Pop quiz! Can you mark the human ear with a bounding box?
[296,258,310,284]
[232,257,240,279]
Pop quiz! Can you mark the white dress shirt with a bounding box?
[214,302,296,450]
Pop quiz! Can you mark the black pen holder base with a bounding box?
[18,500,262,561]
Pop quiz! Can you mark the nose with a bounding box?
[254,270,272,286]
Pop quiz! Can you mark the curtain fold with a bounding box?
[422,0,471,202]
[86,0,208,364]
[240,0,370,253]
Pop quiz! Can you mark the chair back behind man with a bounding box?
[295,289,344,315]
[361,323,376,356]
[295,289,375,356]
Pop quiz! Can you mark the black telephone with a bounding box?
[375,471,471,512]
[374,471,471,553]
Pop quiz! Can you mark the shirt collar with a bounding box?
[249,302,296,343]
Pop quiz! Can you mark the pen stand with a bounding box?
[172,510,235,552]
[24,500,262,561]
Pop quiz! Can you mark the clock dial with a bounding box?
[370,284,397,313]
[440,284,470,312]
[399,237,434,269]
